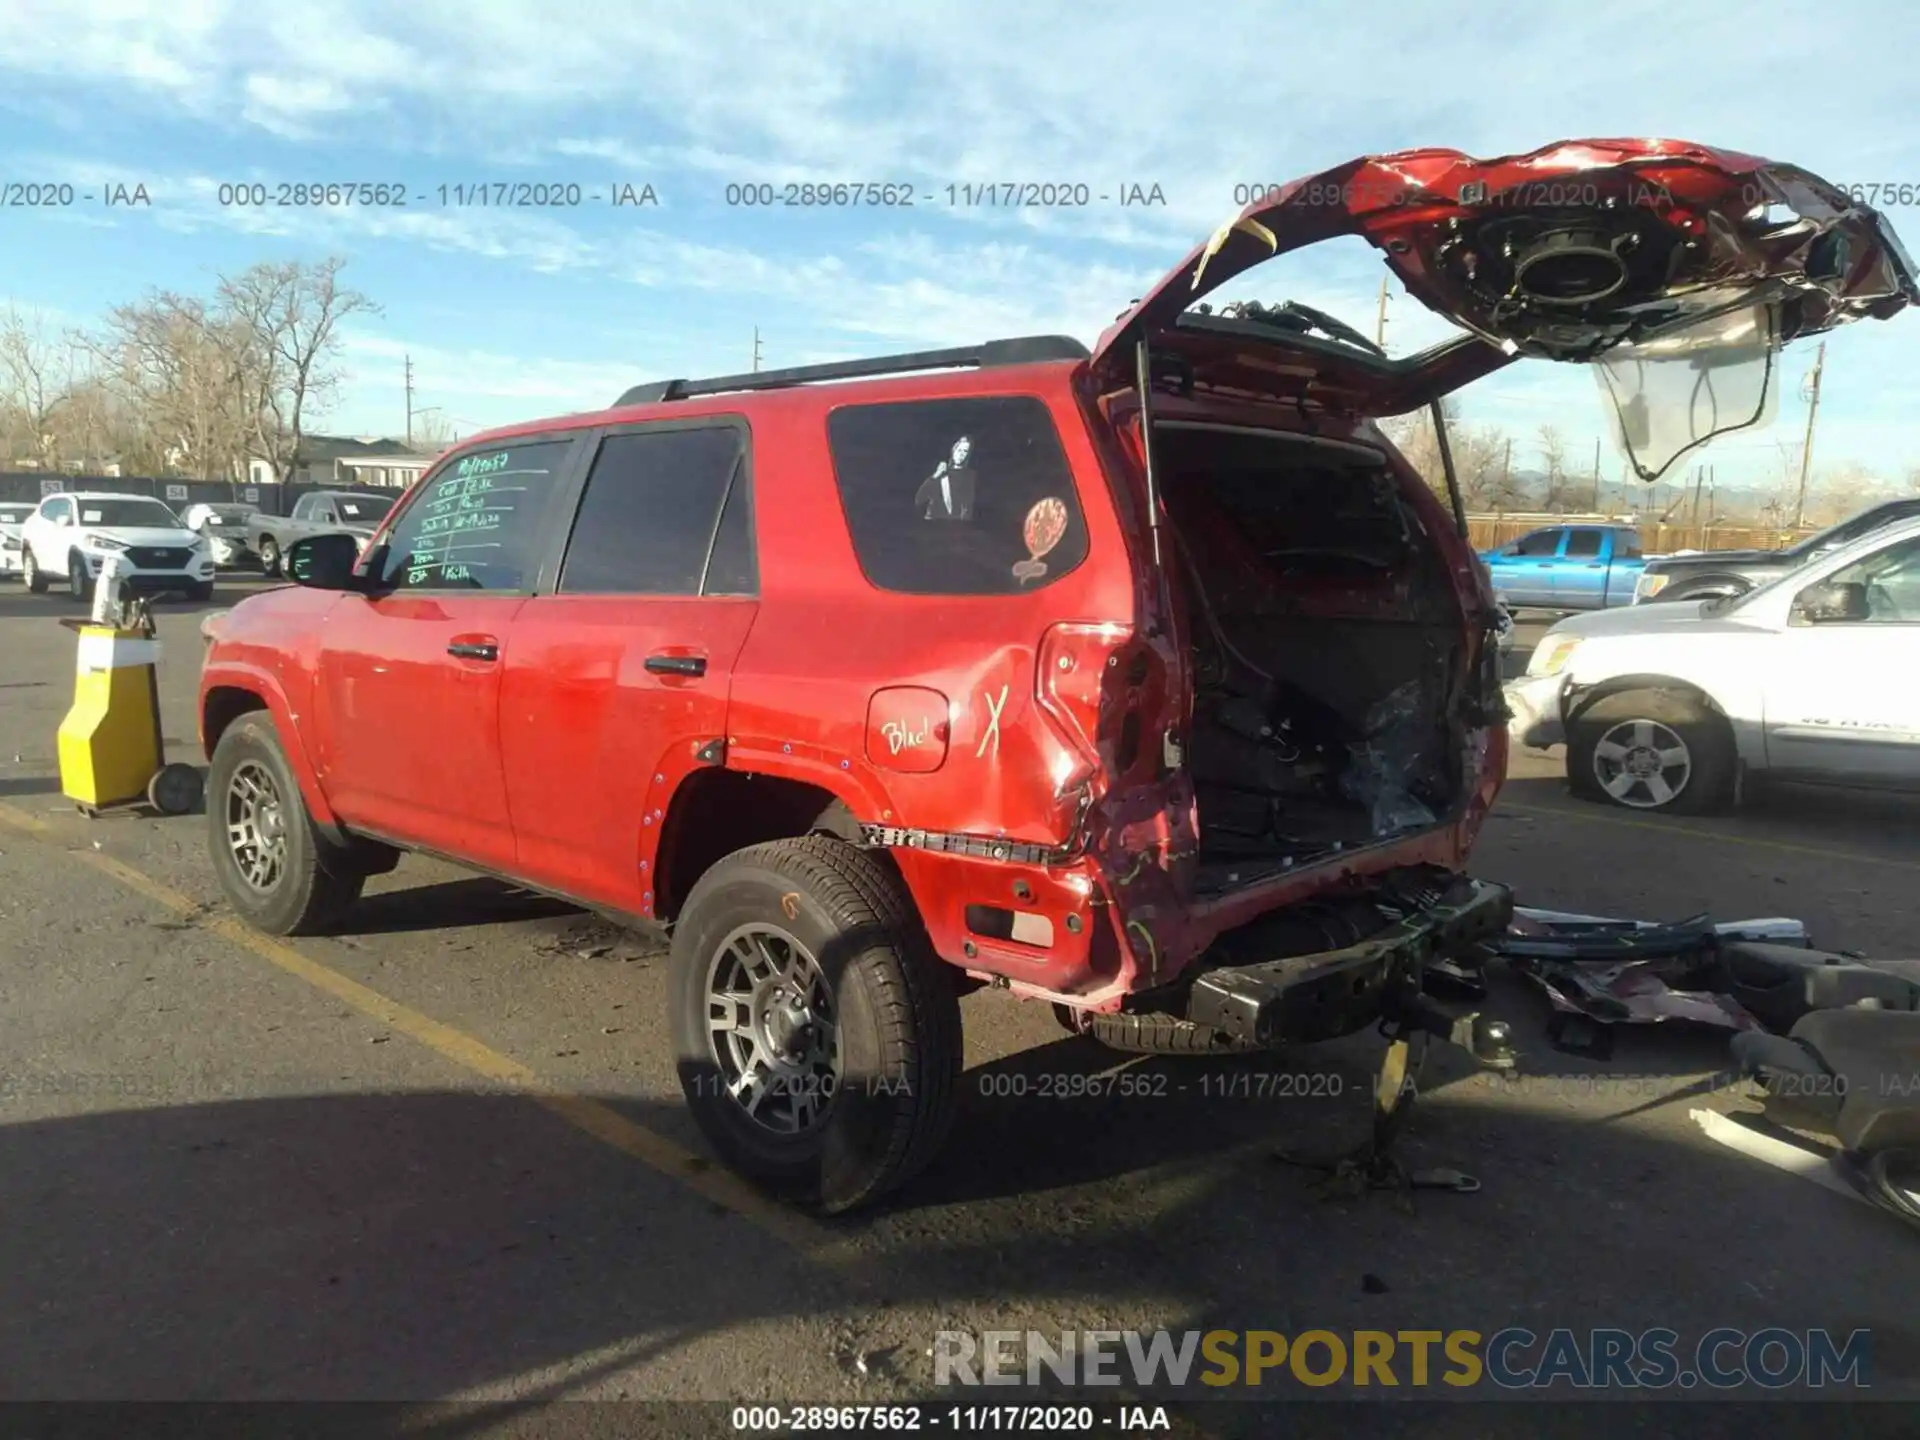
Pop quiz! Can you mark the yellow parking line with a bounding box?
[1497,800,1920,871]
[0,800,851,1265]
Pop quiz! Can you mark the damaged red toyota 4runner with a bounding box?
[199,139,1915,1211]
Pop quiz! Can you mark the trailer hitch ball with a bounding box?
[1463,1014,1517,1069]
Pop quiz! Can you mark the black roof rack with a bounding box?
[612,334,1089,407]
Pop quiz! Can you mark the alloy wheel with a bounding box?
[705,922,841,1135]
[226,758,289,891]
[1591,718,1692,809]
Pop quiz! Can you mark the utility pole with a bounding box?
[1375,277,1390,351]
[404,353,415,447]
[1501,436,1512,506]
[1591,436,1602,513]
[752,328,763,372]
[1793,340,1825,530]
[1690,465,1705,547]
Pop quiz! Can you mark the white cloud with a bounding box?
[4,0,1919,485]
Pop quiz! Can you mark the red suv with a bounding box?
[199,139,1914,1210]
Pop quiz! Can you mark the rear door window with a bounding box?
[1564,529,1604,557]
[557,425,754,595]
[827,396,1087,595]
[377,441,575,591]
[1514,529,1562,556]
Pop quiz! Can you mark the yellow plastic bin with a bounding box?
[56,623,200,816]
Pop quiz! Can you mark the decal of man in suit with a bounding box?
[915,436,976,521]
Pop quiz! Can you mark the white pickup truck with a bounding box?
[1505,514,1920,812]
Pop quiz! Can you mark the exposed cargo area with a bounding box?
[1156,423,1474,890]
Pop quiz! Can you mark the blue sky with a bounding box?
[1,0,1917,498]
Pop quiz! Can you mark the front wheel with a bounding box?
[188,581,215,603]
[67,551,89,601]
[22,548,46,593]
[1567,689,1735,814]
[257,537,281,577]
[669,835,963,1214]
[206,713,365,934]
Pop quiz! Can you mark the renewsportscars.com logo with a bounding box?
[933,1328,1871,1391]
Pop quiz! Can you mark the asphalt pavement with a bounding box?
[2,583,1918,1434]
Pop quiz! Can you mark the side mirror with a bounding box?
[1792,579,1870,625]
[286,532,363,591]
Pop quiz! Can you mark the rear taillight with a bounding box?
[1036,621,1133,792]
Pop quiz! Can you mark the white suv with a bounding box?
[18,492,216,601]
[1505,515,1920,812]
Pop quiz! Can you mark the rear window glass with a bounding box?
[826,396,1088,595]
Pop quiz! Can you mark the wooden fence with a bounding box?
[1465,513,1815,555]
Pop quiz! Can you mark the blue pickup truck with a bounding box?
[1481,523,1647,611]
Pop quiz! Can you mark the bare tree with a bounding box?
[1536,424,1568,511]
[0,306,76,466]
[219,258,379,480]
[1804,461,1881,526]
[90,292,253,478]
[410,410,456,450]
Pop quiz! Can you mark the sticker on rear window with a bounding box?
[914,436,975,521]
[1013,496,1069,583]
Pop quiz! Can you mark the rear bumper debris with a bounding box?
[1187,875,1513,1046]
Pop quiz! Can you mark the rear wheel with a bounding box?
[258,537,281,577]
[206,713,365,934]
[22,547,46,593]
[669,835,963,1213]
[1567,688,1734,814]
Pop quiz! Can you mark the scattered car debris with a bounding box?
[1486,907,1814,1053]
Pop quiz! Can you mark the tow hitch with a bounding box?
[1184,870,1521,1201]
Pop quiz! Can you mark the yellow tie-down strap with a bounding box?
[75,627,163,673]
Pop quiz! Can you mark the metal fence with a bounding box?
[0,472,389,518]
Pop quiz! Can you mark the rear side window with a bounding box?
[1617,530,1644,558]
[379,440,573,591]
[827,396,1088,595]
[1564,529,1604,557]
[558,426,753,595]
[1514,529,1561,556]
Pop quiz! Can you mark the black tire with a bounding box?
[1083,1009,1260,1056]
[1566,688,1735,815]
[206,713,365,935]
[669,835,963,1214]
[258,536,281,577]
[22,547,46,593]
[188,581,216,603]
[67,551,88,601]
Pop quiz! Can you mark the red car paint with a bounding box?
[201,138,1914,1015]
